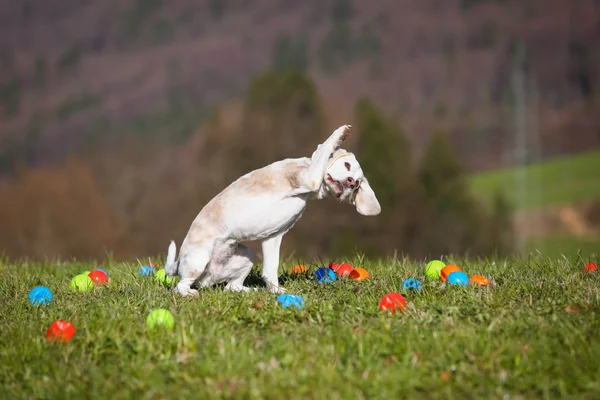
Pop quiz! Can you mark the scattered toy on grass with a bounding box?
[379,292,407,314]
[349,267,370,281]
[290,265,308,275]
[70,274,94,292]
[315,267,337,283]
[440,264,462,282]
[146,309,175,330]
[469,274,489,286]
[335,263,354,277]
[277,294,305,310]
[582,263,597,274]
[28,286,53,306]
[46,320,76,343]
[155,269,176,286]
[446,271,469,286]
[425,260,445,280]
[88,270,109,285]
[139,265,155,276]
[402,278,422,292]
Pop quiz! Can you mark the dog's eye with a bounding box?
[344,162,351,171]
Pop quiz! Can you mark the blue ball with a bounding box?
[277,294,305,310]
[315,267,336,283]
[28,286,53,306]
[447,271,469,286]
[139,266,155,276]
[402,278,422,292]
[94,268,109,277]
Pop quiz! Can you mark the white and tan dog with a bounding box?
[164,125,380,296]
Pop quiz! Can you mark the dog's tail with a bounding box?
[164,240,178,276]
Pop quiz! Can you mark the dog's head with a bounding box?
[323,148,381,216]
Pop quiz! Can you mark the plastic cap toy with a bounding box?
[336,263,354,277]
[349,267,370,281]
[277,294,305,310]
[379,292,407,314]
[155,269,175,286]
[290,265,308,275]
[328,262,340,272]
[139,266,155,276]
[425,260,445,280]
[315,267,337,283]
[95,268,109,277]
[440,264,462,282]
[402,278,422,292]
[88,270,109,285]
[28,286,53,306]
[470,274,489,286]
[146,309,175,330]
[582,263,597,273]
[446,271,469,286]
[70,274,94,292]
[46,320,76,343]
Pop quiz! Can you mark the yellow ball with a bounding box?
[146,309,174,330]
[70,274,94,292]
[425,260,445,280]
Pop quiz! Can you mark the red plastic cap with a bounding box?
[46,320,76,343]
[379,292,407,314]
[88,270,109,284]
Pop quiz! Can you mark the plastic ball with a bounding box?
[440,264,462,282]
[328,262,340,272]
[336,263,354,277]
[155,268,175,286]
[139,265,155,276]
[88,270,109,285]
[28,286,53,306]
[95,268,109,277]
[470,274,489,286]
[146,309,175,330]
[379,292,407,314]
[582,263,597,273]
[349,267,370,281]
[446,271,469,286]
[46,320,76,343]
[290,265,308,275]
[277,294,305,310]
[402,278,422,292]
[315,267,337,283]
[70,274,94,292]
[425,260,445,280]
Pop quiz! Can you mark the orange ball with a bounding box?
[582,263,597,273]
[469,274,489,286]
[290,265,308,275]
[440,264,462,282]
[349,267,370,281]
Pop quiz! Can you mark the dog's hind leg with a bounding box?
[175,246,211,297]
[299,124,351,191]
[223,244,255,292]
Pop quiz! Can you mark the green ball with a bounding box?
[70,274,94,291]
[155,268,175,286]
[425,260,446,280]
[146,309,175,330]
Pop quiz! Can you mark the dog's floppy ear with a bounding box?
[353,177,381,216]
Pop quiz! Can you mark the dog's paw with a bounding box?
[266,282,287,294]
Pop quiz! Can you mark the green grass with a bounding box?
[470,150,600,211]
[2,254,600,399]
[526,234,600,259]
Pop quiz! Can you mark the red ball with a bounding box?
[379,292,407,314]
[88,270,109,285]
[328,262,340,272]
[582,263,597,273]
[336,263,354,277]
[46,320,76,343]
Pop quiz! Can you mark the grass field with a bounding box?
[2,255,600,399]
[470,150,600,211]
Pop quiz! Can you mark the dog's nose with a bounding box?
[346,177,356,189]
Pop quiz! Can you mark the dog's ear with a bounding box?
[353,177,381,216]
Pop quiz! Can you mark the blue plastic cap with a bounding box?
[402,278,422,292]
[28,286,53,306]
[315,267,337,283]
[447,271,469,286]
[139,266,155,276]
[277,294,305,310]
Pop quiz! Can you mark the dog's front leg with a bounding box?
[261,234,286,294]
[300,124,351,191]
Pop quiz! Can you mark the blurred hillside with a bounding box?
[0,0,599,261]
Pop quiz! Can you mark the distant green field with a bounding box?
[526,234,600,259]
[470,150,600,211]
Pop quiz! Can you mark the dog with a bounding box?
[163,124,381,296]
